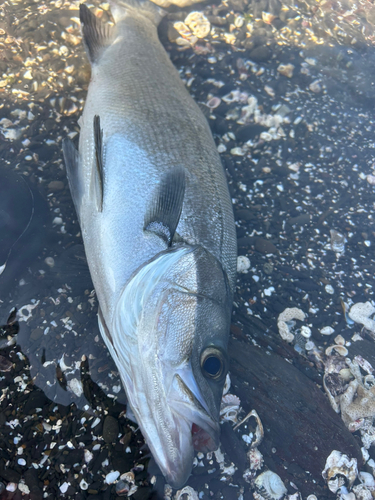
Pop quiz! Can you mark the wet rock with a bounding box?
[249,45,272,62]
[48,180,65,191]
[220,422,247,471]
[288,213,311,226]
[103,415,119,444]
[0,355,13,372]
[23,391,50,414]
[0,463,21,483]
[254,238,278,254]
[24,469,43,499]
[235,124,268,142]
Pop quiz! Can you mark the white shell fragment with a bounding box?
[237,255,251,273]
[277,64,294,78]
[330,229,346,253]
[322,450,358,493]
[325,345,348,357]
[277,307,305,343]
[220,393,241,423]
[300,326,311,338]
[234,409,264,448]
[254,470,287,500]
[174,486,199,500]
[359,471,375,488]
[248,447,264,470]
[352,484,373,500]
[348,302,375,333]
[320,326,334,336]
[184,12,210,39]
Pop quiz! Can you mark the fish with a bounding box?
[62,0,237,488]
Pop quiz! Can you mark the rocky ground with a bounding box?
[1,0,375,499]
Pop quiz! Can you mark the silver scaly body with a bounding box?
[63,0,237,487]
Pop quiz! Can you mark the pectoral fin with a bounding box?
[144,168,186,246]
[62,138,82,222]
[79,4,114,65]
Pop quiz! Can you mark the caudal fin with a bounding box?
[108,0,165,26]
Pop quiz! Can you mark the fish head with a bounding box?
[107,245,232,488]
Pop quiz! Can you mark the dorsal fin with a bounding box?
[144,168,186,246]
[91,115,104,212]
[79,4,114,64]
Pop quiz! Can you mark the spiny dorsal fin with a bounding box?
[91,115,104,212]
[144,168,186,246]
[79,4,114,64]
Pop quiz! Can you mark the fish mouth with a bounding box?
[172,372,220,453]
[144,372,220,489]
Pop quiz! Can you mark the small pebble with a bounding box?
[105,471,120,484]
[59,483,69,494]
[48,180,65,191]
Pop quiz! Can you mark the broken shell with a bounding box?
[330,229,346,253]
[277,307,305,343]
[354,355,374,374]
[278,307,305,323]
[320,326,334,336]
[234,409,264,448]
[322,450,358,493]
[364,375,375,390]
[254,470,287,500]
[206,96,221,109]
[334,335,345,346]
[175,486,199,500]
[222,372,231,396]
[184,12,210,39]
[277,64,294,78]
[278,321,294,343]
[220,393,241,423]
[248,447,264,470]
[349,302,375,333]
[359,471,375,489]
[262,12,276,24]
[237,255,251,273]
[325,345,348,357]
[300,326,311,338]
[352,484,373,500]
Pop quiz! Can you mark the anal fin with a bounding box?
[62,138,82,222]
[144,168,186,246]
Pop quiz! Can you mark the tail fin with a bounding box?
[108,0,165,26]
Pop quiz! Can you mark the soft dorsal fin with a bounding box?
[79,4,114,64]
[91,115,104,212]
[144,168,186,246]
[62,137,82,222]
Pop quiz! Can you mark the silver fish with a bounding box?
[63,0,237,487]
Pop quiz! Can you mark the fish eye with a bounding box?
[200,347,226,381]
